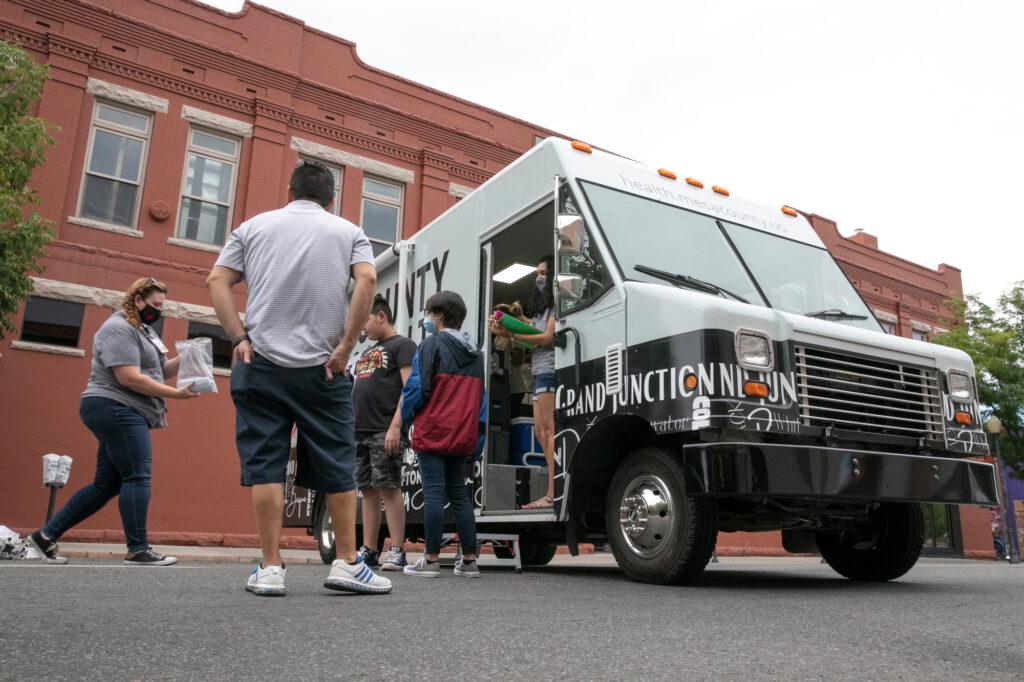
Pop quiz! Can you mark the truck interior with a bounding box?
[479,200,556,514]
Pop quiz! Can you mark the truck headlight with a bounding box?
[946,369,974,403]
[735,329,774,371]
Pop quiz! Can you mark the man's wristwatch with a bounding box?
[231,333,251,349]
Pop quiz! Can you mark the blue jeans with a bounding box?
[418,453,477,556]
[44,397,153,552]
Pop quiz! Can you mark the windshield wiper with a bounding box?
[634,264,750,304]
[805,308,868,321]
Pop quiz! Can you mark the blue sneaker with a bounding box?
[381,546,407,571]
[357,545,380,568]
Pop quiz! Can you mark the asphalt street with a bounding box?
[1,555,1021,680]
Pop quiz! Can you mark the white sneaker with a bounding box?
[403,556,440,577]
[323,558,393,594]
[245,563,286,596]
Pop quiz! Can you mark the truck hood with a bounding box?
[624,281,974,374]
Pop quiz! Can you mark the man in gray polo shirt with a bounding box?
[207,160,392,596]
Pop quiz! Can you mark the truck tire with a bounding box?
[313,495,336,565]
[520,533,558,566]
[816,502,924,582]
[606,447,717,584]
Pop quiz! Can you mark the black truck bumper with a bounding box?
[681,442,999,506]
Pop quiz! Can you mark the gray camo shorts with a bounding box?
[355,432,406,491]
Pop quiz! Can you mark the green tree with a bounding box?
[0,40,55,339]
[933,282,1024,467]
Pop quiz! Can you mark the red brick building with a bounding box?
[0,0,993,558]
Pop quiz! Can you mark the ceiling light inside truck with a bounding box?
[493,262,537,284]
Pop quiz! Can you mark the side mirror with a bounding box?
[557,214,584,256]
[557,273,584,301]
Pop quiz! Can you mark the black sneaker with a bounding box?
[357,545,380,568]
[27,531,69,565]
[124,548,178,566]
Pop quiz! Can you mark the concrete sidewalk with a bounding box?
[38,542,839,567]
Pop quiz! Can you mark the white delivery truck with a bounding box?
[308,137,998,584]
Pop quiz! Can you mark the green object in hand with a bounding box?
[494,310,543,336]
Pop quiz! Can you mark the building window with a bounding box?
[186,321,232,369]
[78,102,151,227]
[20,297,85,348]
[360,176,403,257]
[300,157,343,215]
[879,321,895,334]
[177,128,240,246]
[912,329,929,342]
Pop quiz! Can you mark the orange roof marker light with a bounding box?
[712,185,730,196]
[685,177,704,188]
[781,205,799,217]
[658,169,677,180]
[570,140,593,153]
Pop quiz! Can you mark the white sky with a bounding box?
[206,0,1022,304]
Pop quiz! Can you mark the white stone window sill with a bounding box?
[212,367,232,377]
[11,340,85,357]
[167,237,223,254]
[67,216,144,238]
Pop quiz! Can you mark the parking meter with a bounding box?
[42,454,73,522]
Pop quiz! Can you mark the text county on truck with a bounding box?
[286,138,998,585]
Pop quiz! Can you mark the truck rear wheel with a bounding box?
[313,495,336,565]
[606,447,717,584]
[520,533,558,566]
[816,502,924,581]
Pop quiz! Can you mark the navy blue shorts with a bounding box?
[230,354,356,493]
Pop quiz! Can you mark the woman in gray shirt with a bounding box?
[26,278,200,566]
[490,256,557,509]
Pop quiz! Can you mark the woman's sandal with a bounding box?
[523,496,554,510]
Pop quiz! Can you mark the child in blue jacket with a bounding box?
[401,290,486,577]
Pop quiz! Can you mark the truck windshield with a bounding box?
[579,181,764,306]
[579,181,882,331]
[720,221,881,331]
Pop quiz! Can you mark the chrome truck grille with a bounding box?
[794,345,944,440]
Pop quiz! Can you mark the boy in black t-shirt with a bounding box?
[352,295,417,570]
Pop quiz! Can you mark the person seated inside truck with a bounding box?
[490,256,557,509]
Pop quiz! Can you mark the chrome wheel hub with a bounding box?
[319,510,335,549]
[619,474,674,558]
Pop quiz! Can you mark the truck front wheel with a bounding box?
[606,447,717,584]
[816,502,924,581]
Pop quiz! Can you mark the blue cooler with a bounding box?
[510,417,544,467]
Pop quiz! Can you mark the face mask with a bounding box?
[536,275,548,292]
[138,303,162,325]
[423,317,437,335]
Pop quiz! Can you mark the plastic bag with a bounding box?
[176,337,218,393]
[42,454,73,487]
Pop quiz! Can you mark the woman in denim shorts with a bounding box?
[490,256,557,509]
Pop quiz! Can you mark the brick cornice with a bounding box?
[449,164,491,184]
[0,25,48,53]
[92,53,255,115]
[254,100,291,123]
[837,258,958,304]
[421,149,454,171]
[46,34,95,63]
[23,0,532,165]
